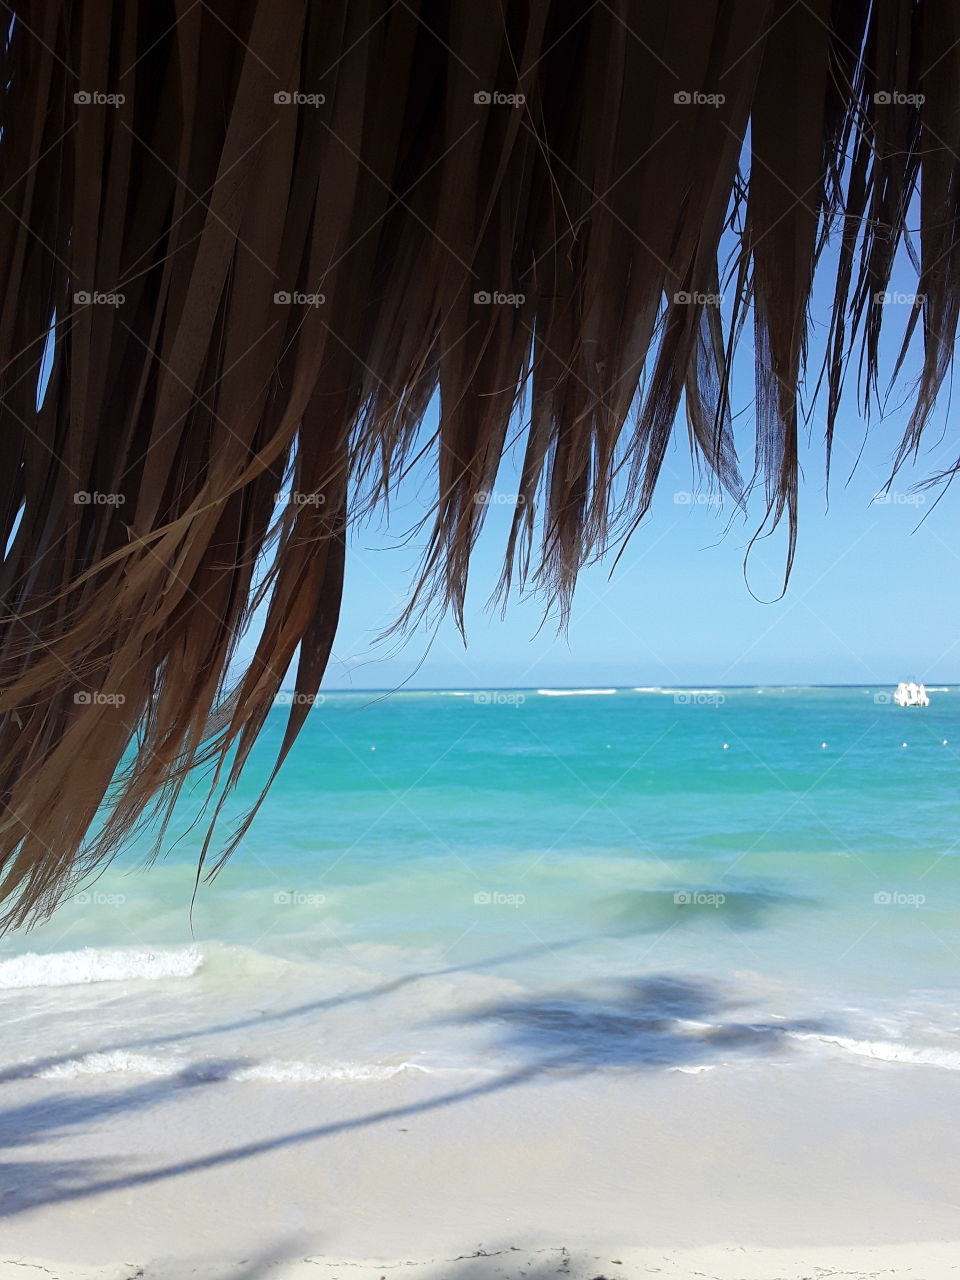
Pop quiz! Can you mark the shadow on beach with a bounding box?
[441,972,825,1070]
[0,956,831,1221]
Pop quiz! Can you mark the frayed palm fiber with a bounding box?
[1,1,958,928]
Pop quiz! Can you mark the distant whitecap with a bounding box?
[537,688,617,696]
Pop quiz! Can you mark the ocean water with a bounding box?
[3,685,960,1086]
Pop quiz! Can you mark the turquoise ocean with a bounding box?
[3,685,960,1085]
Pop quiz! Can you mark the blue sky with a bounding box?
[323,407,957,690]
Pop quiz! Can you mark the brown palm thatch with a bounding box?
[0,0,958,929]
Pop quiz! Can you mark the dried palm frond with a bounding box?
[1,0,957,927]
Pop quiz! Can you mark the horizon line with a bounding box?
[276,681,957,694]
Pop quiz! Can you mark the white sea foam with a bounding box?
[536,688,617,696]
[789,1030,960,1070]
[231,1060,431,1082]
[34,1050,433,1083]
[36,1051,186,1079]
[0,946,203,990]
[653,688,722,696]
[40,1035,960,1081]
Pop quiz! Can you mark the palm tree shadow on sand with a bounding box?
[0,968,832,1220]
[439,972,826,1072]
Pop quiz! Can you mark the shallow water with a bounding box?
[3,686,959,1085]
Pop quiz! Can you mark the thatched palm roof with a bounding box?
[0,1,957,928]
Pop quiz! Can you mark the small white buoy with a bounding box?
[722,743,729,750]
[901,742,907,749]
[370,745,376,751]
[944,739,949,746]
[821,742,827,749]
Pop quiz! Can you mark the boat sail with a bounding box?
[893,681,930,707]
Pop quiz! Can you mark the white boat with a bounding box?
[893,681,930,707]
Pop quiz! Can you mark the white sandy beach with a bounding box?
[3,1243,960,1280]
[2,1061,959,1278]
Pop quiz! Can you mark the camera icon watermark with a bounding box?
[273,691,325,707]
[473,90,525,107]
[873,890,925,908]
[674,691,725,707]
[871,490,925,506]
[673,290,723,306]
[74,890,126,907]
[74,691,126,706]
[873,290,924,306]
[274,290,325,307]
[674,491,722,505]
[74,90,125,107]
[74,490,125,505]
[273,890,326,906]
[74,290,125,308]
[473,289,525,308]
[674,890,726,907]
[473,890,526,907]
[275,490,326,507]
[874,90,925,106]
[474,490,525,505]
[673,90,725,107]
[473,691,526,707]
[274,90,325,106]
